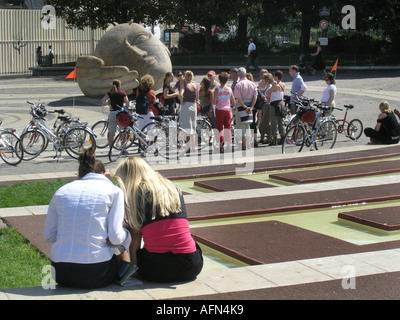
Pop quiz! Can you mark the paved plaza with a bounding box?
[1,69,400,302]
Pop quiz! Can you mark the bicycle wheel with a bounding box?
[196,118,214,150]
[315,120,337,151]
[282,125,305,154]
[63,127,96,159]
[20,128,46,160]
[347,119,363,141]
[91,120,109,148]
[0,131,24,165]
[109,128,133,162]
[149,125,188,160]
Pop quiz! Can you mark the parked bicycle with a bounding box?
[20,101,96,160]
[330,104,363,141]
[22,101,84,151]
[108,109,188,162]
[91,101,137,149]
[282,103,338,154]
[0,119,24,166]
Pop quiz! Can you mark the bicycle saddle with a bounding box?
[344,104,354,109]
[58,116,73,122]
[150,116,163,122]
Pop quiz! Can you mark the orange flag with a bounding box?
[65,68,76,79]
[331,59,339,72]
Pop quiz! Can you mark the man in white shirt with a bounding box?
[234,67,258,150]
[245,38,260,73]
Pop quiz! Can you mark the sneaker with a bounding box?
[115,261,138,286]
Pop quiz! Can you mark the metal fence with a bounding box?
[0,9,107,74]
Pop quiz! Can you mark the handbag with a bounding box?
[238,102,253,124]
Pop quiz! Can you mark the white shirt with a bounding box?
[43,173,131,264]
[248,43,256,52]
[322,84,337,104]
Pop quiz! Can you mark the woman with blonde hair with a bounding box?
[364,101,400,144]
[113,156,203,282]
[179,70,199,154]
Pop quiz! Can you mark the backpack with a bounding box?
[135,89,149,115]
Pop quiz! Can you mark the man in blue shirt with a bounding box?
[289,65,307,114]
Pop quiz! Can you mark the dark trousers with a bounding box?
[364,127,399,145]
[136,243,203,283]
[52,255,119,289]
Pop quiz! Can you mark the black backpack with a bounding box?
[135,89,149,115]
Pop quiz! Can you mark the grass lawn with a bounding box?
[0,179,70,289]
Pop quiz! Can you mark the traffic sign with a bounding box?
[319,20,329,30]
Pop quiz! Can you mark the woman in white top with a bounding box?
[179,70,199,154]
[43,148,132,289]
[320,72,337,109]
[259,72,274,144]
[266,70,286,145]
[213,72,235,153]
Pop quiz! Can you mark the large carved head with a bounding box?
[94,23,172,90]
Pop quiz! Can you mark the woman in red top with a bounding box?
[113,157,203,283]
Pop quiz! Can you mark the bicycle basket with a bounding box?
[301,109,316,124]
[116,111,132,127]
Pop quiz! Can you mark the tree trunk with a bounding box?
[299,12,311,54]
[238,14,248,51]
[204,20,213,55]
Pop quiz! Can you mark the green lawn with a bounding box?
[0,179,70,289]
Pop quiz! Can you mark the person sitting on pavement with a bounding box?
[364,101,400,145]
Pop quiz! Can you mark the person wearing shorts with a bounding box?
[101,80,129,148]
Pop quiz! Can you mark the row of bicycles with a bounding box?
[0,100,214,166]
[0,94,364,166]
[282,92,364,154]
[0,101,97,166]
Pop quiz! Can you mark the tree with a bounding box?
[261,0,325,54]
[46,0,163,29]
[161,0,260,55]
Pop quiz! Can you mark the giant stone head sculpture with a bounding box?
[76,23,172,97]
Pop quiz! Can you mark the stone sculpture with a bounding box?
[76,23,172,97]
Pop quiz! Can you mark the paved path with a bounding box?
[1,70,400,176]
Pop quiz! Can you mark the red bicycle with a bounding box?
[331,104,363,141]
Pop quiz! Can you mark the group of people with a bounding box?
[101,65,342,152]
[44,149,203,288]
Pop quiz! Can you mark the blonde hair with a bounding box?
[140,74,155,90]
[379,101,392,113]
[113,157,181,230]
[185,70,194,81]
[263,73,274,84]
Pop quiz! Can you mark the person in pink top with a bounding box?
[213,72,235,153]
[234,67,258,150]
[113,157,203,283]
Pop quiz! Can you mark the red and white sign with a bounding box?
[319,20,329,30]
